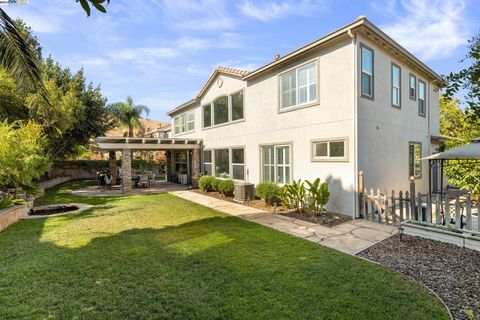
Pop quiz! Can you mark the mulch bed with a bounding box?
[357,234,480,320]
[191,189,350,227]
[279,210,350,227]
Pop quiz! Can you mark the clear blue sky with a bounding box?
[4,0,479,121]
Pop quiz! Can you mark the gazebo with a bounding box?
[423,136,480,196]
[93,136,202,193]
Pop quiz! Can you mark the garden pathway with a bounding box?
[171,191,398,255]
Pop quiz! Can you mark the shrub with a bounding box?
[256,182,282,205]
[198,175,215,192]
[218,179,234,196]
[281,179,307,211]
[211,178,220,191]
[305,178,330,215]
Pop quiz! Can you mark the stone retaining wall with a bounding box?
[0,202,33,232]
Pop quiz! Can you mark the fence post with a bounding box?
[405,191,410,220]
[358,171,364,218]
[435,193,440,225]
[384,189,390,224]
[399,191,404,221]
[445,193,451,227]
[370,188,375,219]
[391,190,397,223]
[455,196,461,229]
[417,192,423,222]
[426,194,432,223]
[409,177,416,220]
[465,193,472,230]
[377,189,382,223]
[364,188,369,220]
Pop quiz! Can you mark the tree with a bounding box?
[108,97,150,137]
[77,0,110,16]
[0,120,50,190]
[439,96,480,195]
[0,68,28,122]
[445,31,480,120]
[0,9,45,97]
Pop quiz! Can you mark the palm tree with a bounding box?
[0,8,44,95]
[108,96,150,137]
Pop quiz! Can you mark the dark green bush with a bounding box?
[199,175,215,192]
[211,177,220,191]
[218,179,234,196]
[256,182,282,204]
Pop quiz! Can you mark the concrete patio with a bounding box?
[172,190,398,255]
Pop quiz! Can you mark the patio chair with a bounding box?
[139,175,149,188]
[148,173,156,187]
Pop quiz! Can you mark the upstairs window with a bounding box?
[391,63,401,108]
[280,61,317,109]
[409,142,422,178]
[361,45,374,98]
[173,110,194,135]
[418,80,426,116]
[203,90,244,128]
[409,74,417,100]
[213,96,228,125]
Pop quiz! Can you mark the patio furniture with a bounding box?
[132,175,140,188]
[139,175,149,188]
[148,173,156,187]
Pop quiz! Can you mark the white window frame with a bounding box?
[418,79,426,117]
[409,73,417,101]
[203,150,212,176]
[204,147,246,181]
[260,143,292,185]
[409,142,422,178]
[202,89,245,129]
[278,60,318,112]
[311,138,348,162]
[173,110,194,136]
[360,43,374,99]
[391,62,401,108]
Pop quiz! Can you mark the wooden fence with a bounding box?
[358,172,480,233]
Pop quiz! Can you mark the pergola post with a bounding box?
[192,148,201,187]
[109,151,117,185]
[122,149,132,193]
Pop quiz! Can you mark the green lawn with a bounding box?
[0,181,448,319]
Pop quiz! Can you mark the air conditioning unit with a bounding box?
[234,182,255,202]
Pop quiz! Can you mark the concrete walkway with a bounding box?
[171,191,398,255]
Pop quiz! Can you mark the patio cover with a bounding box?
[423,138,480,160]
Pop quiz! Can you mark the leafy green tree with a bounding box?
[439,96,480,195]
[446,31,480,120]
[0,9,45,97]
[0,120,50,190]
[0,68,28,121]
[108,96,150,137]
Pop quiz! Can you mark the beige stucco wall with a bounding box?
[356,35,440,194]
[173,39,357,216]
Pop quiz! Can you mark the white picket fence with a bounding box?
[360,188,479,231]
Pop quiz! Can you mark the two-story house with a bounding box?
[166,16,445,217]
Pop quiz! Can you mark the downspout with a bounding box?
[348,28,359,218]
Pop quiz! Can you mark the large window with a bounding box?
[418,80,426,116]
[174,151,188,174]
[361,44,374,98]
[280,61,317,109]
[409,74,417,100]
[173,110,194,135]
[204,147,245,180]
[261,144,291,185]
[409,142,422,178]
[213,96,229,125]
[203,90,244,128]
[391,63,401,108]
[203,150,212,175]
[311,138,348,161]
[214,148,230,178]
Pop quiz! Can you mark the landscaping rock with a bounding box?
[358,234,480,320]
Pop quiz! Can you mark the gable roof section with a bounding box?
[167,16,446,117]
[167,66,250,116]
[243,16,445,86]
